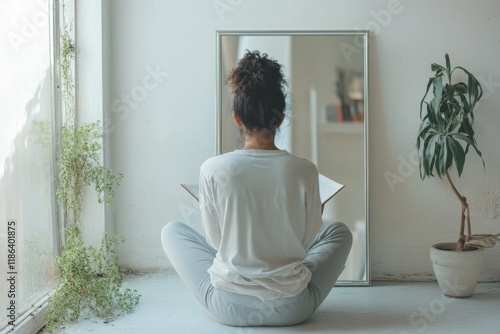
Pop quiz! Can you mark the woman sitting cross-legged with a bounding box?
[161,50,352,327]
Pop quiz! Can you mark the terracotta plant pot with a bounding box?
[430,243,484,297]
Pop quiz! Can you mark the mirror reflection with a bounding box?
[217,31,369,284]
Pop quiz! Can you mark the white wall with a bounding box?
[76,0,111,246]
[105,0,500,280]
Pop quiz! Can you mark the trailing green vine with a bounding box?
[45,225,140,332]
[57,120,122,223]
[57,27,123,223]
[45,27,140,333]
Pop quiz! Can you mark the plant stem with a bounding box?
[445,171,471,251]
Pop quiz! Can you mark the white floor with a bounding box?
[42,273,500,334]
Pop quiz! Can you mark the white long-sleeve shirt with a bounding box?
[199,149,323,300]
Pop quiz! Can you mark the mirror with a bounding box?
[216,31,369,285]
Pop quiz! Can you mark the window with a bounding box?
[0,0,59,330]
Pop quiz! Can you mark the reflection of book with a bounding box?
[181,174,344,205]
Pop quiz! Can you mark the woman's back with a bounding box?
[199,149,323,300]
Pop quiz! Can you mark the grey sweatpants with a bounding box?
[161,221,352,326]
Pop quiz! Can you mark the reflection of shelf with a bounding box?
[319,122,364,134]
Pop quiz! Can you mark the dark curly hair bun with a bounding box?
[226,50,287,132]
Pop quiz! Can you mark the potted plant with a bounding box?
[417,53,499,297]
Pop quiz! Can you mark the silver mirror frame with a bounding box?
[216,30,370,286]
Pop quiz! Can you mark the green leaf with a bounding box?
[445,53,451,79]
[420,77,436,119]
[459,117,475,138]
[431,63,446,75]
[468,74,479,106]
[430,77,443,124]
[417,123,432,141]
[436,137,447,177]
[457,93,471,115]
[425,103,437,125]
[448,137,466,176]
[453,130,483,169]
[452,132,474,146]
[445,137,453,171]
[422,135,440,178]
[456,66,483,101]
[453,82,467,94]
[447,117,462,133]
[445,84,455,106]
